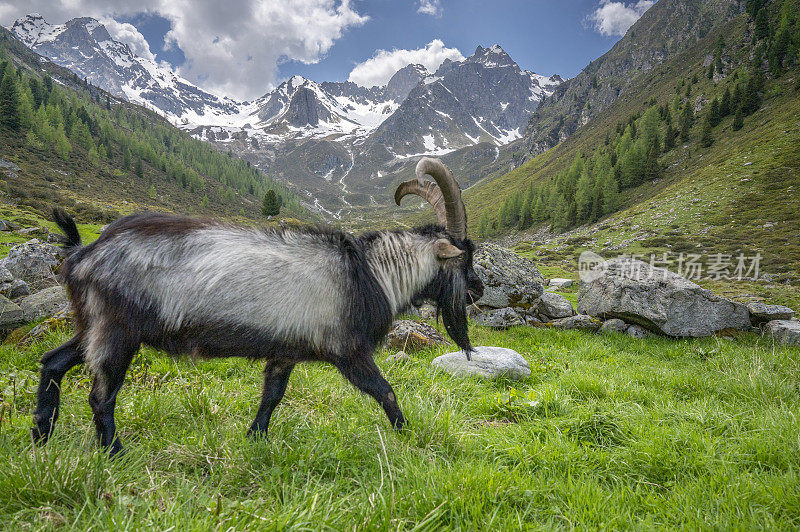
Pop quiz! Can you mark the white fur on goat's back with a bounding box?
[75,227,347,352]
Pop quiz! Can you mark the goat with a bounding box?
[32,157,484,456]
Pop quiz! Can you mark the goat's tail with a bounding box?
[52,208,82,250]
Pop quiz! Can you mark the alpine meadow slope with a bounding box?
[0,25,306,226]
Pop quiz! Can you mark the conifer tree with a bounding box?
[700,118,714,147]
[720,87,732,116]
[679,103,694,141]
[0,67,21,130]
[664,122,678,151]
[262,189,281,217]
[54,123,71,160]
[644,137,661,180]
[733,107,745,130]
[601,175,620,215]
[708,97,721,126]
[754,8,770,40]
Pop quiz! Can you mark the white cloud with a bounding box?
[99,17,157,62]
[348,39,463,88]
[589,0,655,37]
[0,0,369,100]
[417,0,442,17]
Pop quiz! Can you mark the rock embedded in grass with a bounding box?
[473,307,525,328]
[578,257,751,337]
[386,320,446,351]
[763,320,800,346]
[550,314,601,331]
[538,292,575,319]
[19,286,69,322]
[548,278,574,289]
[746,302,794,324]
[626,324,656,338]
[600,318,628,333]
[0,295,24,330]
[432,346,530,380]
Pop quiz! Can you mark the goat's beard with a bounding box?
[434,271,473,358]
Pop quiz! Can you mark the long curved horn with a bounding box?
[394,157,467,239]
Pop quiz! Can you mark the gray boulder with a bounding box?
[0,266,12,284]
[600,318,628,334]
[763,320,800,346]
[473,307,524,328]
[538,291,575,319]
[432,346,530,380]
[578,258,750,337]
[550,314,601,331]
[0,295,24,329]
[548,278,573,289]
[626,324,656,339]
[746,302,794,324]
[386,320,446,351]
[473,243,544,311]
[19,286,69,322]
[0,239,64,291]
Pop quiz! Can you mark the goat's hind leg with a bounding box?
[248,359,294,438]
[86,324,140,457]
[31,335,85,444]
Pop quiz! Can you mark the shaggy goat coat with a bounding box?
[32,211,478,455]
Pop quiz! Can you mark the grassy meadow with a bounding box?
[1,320,798,530]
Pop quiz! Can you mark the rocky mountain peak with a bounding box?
[469,44,516,68]
[385,63,429,101]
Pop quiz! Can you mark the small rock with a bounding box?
[746,302,794,324]
[626,324,656,339]
[548,278,574,289]
[538,292,575,319]
[386,320,446,351]
[0,266,12,284]
[19,286,69,322]
[2,279,30,299]
[0,295,24,330]
[432,346,530,380]
[0,219,15,231]
[416,304,437,320]
[763,320,800,346]
[550,314,601,331]
[473,307,524,328]
[600,318,628,334]
[387,350,410,363]
[760,273,774,283]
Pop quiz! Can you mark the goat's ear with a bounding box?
[434,239,463,260]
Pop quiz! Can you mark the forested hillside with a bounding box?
[464,0,800,283]
[0,27,306,224]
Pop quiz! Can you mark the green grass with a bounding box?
[1,322,798,529]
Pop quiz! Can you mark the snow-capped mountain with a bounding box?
[10,13,243,122]
[9,13,562,216]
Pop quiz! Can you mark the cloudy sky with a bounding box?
[0,0,656,100]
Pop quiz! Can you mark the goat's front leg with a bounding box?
[248,359,294,438]
[335,357,406,429]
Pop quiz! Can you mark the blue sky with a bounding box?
[121,1,639,87]
[2,0,655,99]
